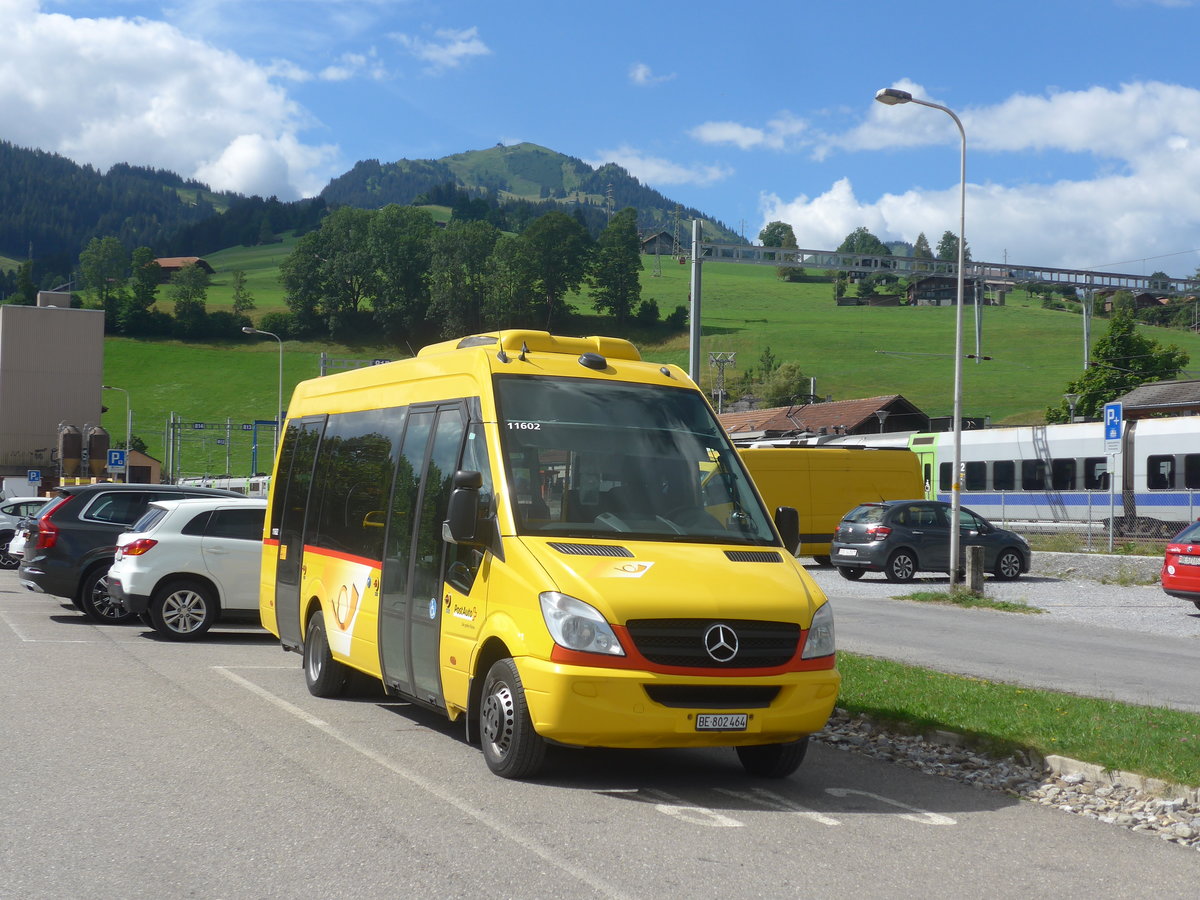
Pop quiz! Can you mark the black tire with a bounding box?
[837,566,865,581]
[884,550,917,583]
[1192,600,1200,611]
[78,564,137,624]
[303,610,348,698]
[479,658,546,779]
[150,578,218,641]
[812,555,832,567]
[993,549,1024,581]
[0,531,17,569]
[138,612,154,628]
[736,737,809,778]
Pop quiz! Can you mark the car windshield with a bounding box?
[494,375,777,544]
[1171,520,1200,543]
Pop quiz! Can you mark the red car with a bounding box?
[1162,520,1200,610]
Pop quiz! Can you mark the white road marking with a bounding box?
[825,787,956,825]
[215,666,632,899]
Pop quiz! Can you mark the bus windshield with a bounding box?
[495,375,777,545]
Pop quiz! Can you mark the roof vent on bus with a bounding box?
[579,352,607,370]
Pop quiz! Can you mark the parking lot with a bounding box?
[806,551,1200,641]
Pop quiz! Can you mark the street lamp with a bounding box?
[242,326,283,463]
[101,385,131,482]
[876,86,967,587]
[1064,393,1080,423]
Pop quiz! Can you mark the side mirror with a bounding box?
[774,506,800,555]
[442,470,483,544]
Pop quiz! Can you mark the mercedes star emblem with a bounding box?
[703,623,739,662]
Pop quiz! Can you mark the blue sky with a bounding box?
[5,0,1200,276]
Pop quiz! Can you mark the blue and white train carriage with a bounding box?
[905,417,1200,536]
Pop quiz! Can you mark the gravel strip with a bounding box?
[814,708,1200,851]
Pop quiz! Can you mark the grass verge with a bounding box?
[836,652,1200,786]
[899,588,1044,614]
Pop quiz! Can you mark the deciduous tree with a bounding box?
[590,207,641,325]
[1045,308,1189,422]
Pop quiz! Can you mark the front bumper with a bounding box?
[515,656,840,749]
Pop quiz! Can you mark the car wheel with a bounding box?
[993,549,1024,581]
[812,555,832,567]
[78,564,137,624]
[884,550,917,583]
[736,737,809,778]
[303,610,348,698]
[479,658,546,779]
[0,531,17,569]
[1193,600,1200,611]
[837,566,865,581]
[150,578,217,641]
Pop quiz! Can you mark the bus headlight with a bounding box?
[539,592,626,656]
[801,602,835,659]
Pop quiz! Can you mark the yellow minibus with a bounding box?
[259,331,839,778]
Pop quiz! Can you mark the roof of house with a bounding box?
[718,394,928,437]
[1114,379,1200,417]
[153,256,214,272]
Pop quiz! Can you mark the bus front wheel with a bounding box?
[479,658,546,779]
[736,737,809,778]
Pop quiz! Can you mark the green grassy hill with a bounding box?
[105,251,1200,470]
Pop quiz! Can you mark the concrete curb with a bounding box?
[1040,753,1200,804]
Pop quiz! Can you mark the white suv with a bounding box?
[107,497,266,640]
[0,496,50,569]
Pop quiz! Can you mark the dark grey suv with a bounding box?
[18,483,240,623]
[830,500,1031,583]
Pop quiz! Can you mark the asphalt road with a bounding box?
[803,564,1200,713]
[5,567,1200,897]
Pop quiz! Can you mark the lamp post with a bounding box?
[875,86,967,587]
[1064,393,1080,423]
[101,385,131,482]
[242,326,283,462]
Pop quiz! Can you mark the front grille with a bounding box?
[549,542,633,557]
[643,685,780,709]
[624,618,800,668]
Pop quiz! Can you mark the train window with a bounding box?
[1186,455,1200,490]
[1147,455,1175,490]
[1022,460,1048,491]
[993,460,1015,491]
[1051,458,1076,491]
[963,462,986,491]
[1084,458,1109,491]
[938,462,951,492]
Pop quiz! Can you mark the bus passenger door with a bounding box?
[380,403,467,706]
[272,416,325,650]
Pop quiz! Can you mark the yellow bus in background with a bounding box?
[259,331,838,779]
[739,446,924,565]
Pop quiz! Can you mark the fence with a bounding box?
[984,490,1199,555]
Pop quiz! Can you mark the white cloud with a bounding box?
[768,80,1200,272]
[690,113,807,151]
[0,1,339,198]
[319,50,386,82]
[392,26,490,73]
[586,145,733,187]
[629,62,675,86]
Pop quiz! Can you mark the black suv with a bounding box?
[18,483,240,623]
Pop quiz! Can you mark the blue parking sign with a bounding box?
[108,449,127,469]
[27,470,41,484]
[1104,402,1122,453]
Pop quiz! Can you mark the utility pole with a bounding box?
[709,352,736,413]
